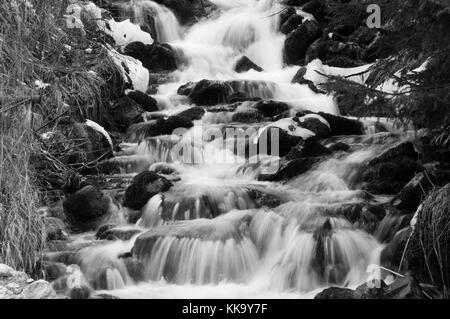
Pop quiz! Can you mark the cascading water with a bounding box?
[72,0,399,299]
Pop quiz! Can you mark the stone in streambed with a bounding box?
[126,90,159,112]
[234,56,263,73]
[127,115,194,141]
[284,20,321,65]
[44,217,68,241]
[280,14,304,35]
[110,96,145,131]
[175,106,205,121]
[124,41,177,73]
[63,185,111,232]
[123,171,173,211]
[188,79,234,106]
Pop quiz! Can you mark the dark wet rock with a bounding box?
[285,137,331,160]
[126,91,159,112]
[175,106,205,121]
[124,41,177,73]
[188,79,234,106]
[368,142,419,167]
[248,189,282,208]
[177,81,196,96]
[328,142,351,152]
[123,171,173,210]
[37,261,68,282]
[63,185,111,232]
[95,225,142,241]
[406,183,450,288]
[297,116,331,139]
[280,14,303,35]
[69,286,92,299]
[283,0,311,6]
[361,157,423,195]
[375,208,413,244]
[380,227,411,271]
[259,127,304,157]
[291,67,309,85]
[127,115,194,141]
[110,96,145,131]
[305,39,361,65]
[259,157,321,181]
[254,100,289,118]
[349,26,378,47]
[123,258,145,283]
[315,287,358,299]
[302,0,327,22]
[232,109,265,123]
[392,172,436,212]
[235,56,263,73]
[44,217,68,241]
[314,112,365,136]
[284,20,321,65]
[279,6,296,29]
[334,203,386,234]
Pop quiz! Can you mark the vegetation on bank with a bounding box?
[0,0,123,273]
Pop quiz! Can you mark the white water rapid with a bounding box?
[70,0,397,299]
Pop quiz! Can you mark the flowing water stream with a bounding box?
[71,0,398,299]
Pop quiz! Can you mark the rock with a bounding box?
[284,20,321,65]
[63,185,111,232]
[297,116,331,139]
[234,56,263,73]
[314,112,365,136]
[328,142,351,152]
[232,109,265,123]
[254,100,289,118]
[259,127,304,157]
[305,39,361,66]
[0,264,13,278]
[285,137,331,160]
[123,171,173,210]
[362,157,423,195]
[279,6,296,29]
[280,14,303,35]
[21,280,56,299]
[406,183,450,288]
[110,96,144,131]
[123,41,177,73]
[177,81,196,96]
[348,26,378,46]
[392,172,436,212]
[175,106,205,121]
[95,225,142,241]
[302,0,327,22]
[38,261,68,282]
[69,286,92,299]
[188,80,234,106]
[44,217,68,241]
[367,141,419,167]
[259,157,320,181]
[127,115,194,141]
[334,203,386,234]
[315,287,358,299]
[248,189,282,209]
[126,91,159,112]
[90,293,121,299]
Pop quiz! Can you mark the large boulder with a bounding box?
[188,80,234,106]
[175,106,205,121]
[315,112,365,136]
[284,20,321,65]
[123,171,173,211]
[63,185,111,232]
[126,91,159,112]
[280,14,304,35]
[110,96,145,131]
[315,287,358,299]
[296,115,331,139]
[392,172,436,212]
[302,0,327,22]
[124,42,177,73]
[234,56,263,73]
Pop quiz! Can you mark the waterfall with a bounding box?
[71,0,394,299]
[114,0,182,42]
